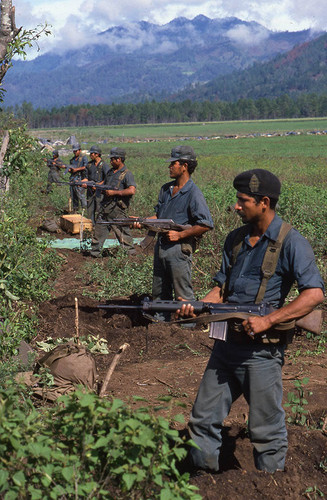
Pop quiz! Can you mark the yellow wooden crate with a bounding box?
[60,214,93,234]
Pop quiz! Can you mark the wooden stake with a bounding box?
[99,343,130,397]
[74,297,80,344]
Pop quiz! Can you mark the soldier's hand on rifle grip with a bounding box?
[175,297,196,320]
[166,230,181,242]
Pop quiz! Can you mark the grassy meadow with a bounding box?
[30,118,327,300]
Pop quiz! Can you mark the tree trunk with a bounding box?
[0,1,20,83]
[0,130,9,194]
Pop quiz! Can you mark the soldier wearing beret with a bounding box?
[90,147,137,257]
[178,168,324,474]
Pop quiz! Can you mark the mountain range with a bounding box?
[3,15,324,109]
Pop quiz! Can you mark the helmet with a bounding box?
[72,143,81,151]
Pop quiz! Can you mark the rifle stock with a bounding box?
[294,309,323,335]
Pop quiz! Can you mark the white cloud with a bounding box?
[12,0,327,58]
[226,24,269,46]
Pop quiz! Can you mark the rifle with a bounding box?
[55,180,113,191]
[97,298,323,335]
[97,218,191,233]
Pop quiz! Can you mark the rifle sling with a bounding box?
[140,230,157,249]
[171,312,295,330]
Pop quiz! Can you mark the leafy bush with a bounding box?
[83,249,154,300]
[0,383,201,500]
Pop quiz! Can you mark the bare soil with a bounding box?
[33,248,327,499]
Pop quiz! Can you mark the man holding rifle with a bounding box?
[82,145,110,224]
[178,168,324,474]
[90,147,136,257]
[135,145,213,320]
[68,143,88,212]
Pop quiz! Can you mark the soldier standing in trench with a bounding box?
[177,168,324,474]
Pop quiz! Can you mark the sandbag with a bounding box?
[33,342,98,401]
[40,218,60,233]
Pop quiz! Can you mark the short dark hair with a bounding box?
[183,158,198,175]
[253,194,278,210]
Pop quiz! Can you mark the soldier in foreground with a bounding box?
[68,143,88,212]
[135,145,213,319]
[45,150,66,194]
[178,169,324,474]
[90,147,137,257]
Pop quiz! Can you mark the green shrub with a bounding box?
[83,249,154,300]
[0,383,201,499]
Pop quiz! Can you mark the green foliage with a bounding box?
[83,249,154,300]
[2,122,41,177]
[0,24,51,102]
[0,121,62,359]
[0,209,61,305]
[284,377,312,426]
[36,335,110,355]
[0,383,201,499]
[303,485,325,499]
[278,183,327,256]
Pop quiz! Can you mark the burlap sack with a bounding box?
[33,342,98,401]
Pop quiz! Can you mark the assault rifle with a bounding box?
[55,180,113,191]
[97,298,323,335]
[97,218,191,233]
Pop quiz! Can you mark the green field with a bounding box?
[31,117,327,141]
[29,118,327,298]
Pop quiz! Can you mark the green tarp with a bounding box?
[41,238,143,250]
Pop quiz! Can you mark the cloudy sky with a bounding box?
[13,0,327,58]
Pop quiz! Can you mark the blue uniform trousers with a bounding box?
[189,340,288,473]
[152,241,194,301]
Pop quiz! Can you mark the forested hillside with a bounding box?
[176,32,327,102]
[2,16,321,109]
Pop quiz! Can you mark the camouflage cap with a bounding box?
[166,145,196,162]
[233,169,281,199]
[109,147,126,158]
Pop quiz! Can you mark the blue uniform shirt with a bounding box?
[101,165,136,208]
[69,154,88,180]
[155,179,213,228]
[213,214,324,308]
[86,160,110,183]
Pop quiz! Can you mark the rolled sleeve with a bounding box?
[284,230,325,293]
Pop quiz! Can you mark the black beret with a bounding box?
[233,169,281,199]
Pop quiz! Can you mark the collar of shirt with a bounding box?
[243,214,283,248]
[169,178,194,196]
[109,165,126,174]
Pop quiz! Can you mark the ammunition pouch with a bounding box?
[181,236,200,255]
